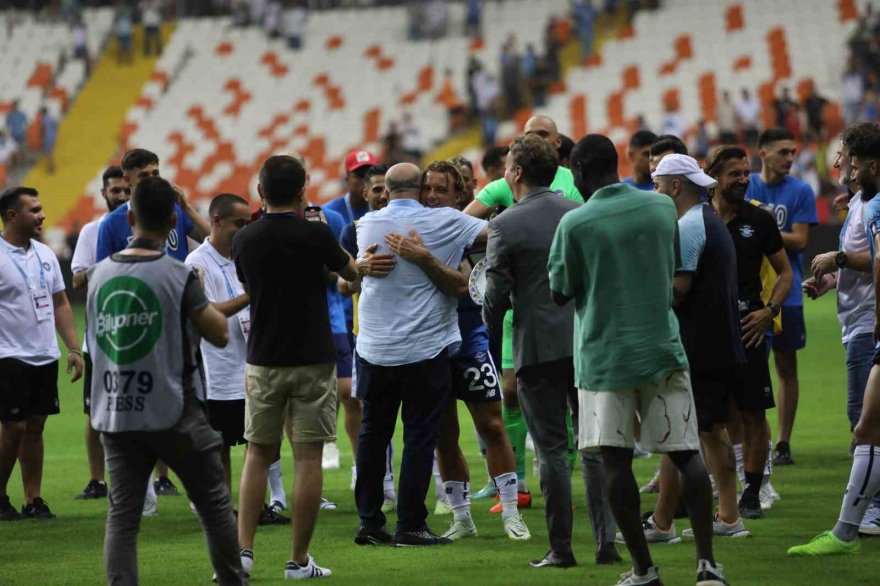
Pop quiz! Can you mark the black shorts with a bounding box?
[0,358,59,422]
[83,352,93,415]
[735,342,775,413]
[206,399,247,447]
[769,306,806,352]
[333,333,353,379]
[691,368,739,432]
[452,350,502,403]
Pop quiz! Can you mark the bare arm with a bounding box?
[812,250,872,280]
[767,247,794,308]
[53,291,83,382]
[463,198,494,219]
[336,254,358,283]
[740,249,793,348]
[175,185,210,241]
[72,270,87,290]
[780,223,810,253]
[385,230,468,297]
[672,273,693,307]
[189,303,229,348]
[472,224,489,247]
[212,293,250,318]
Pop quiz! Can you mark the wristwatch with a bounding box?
[767,302,781,317]
[836,251,849,268]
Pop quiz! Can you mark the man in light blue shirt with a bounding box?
[353,163,486,547]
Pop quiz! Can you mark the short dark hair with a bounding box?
[629,129,658,149]
[208,193,249,219]
[0,186,39,222]
[449,155,473,173]
[259,155,307,206]
[758,127,794,149]
[843,122,880,159]
[120,148,159,172]
[364,164,390,182]
[572,134,618,178]
[481,146,509,173]
[423,161,465,197]
[650,135,688,157]
[558,134,575,162]
[508,134,559,187]
[705,145,748,178]
[131,177,177,232]
[102,165,124,188]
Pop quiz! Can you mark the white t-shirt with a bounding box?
[71,215,105,353]
[0,236,65,365]
[185,239,248,401]
[838,192,875,343]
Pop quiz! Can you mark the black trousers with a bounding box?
[354,349,451,533]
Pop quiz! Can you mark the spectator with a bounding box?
[383,122,403,164]
[661,104,684,138]
[114,3,133,65]
[465,0,481,37]
[466,56,482,117]
[735,88,761,147]
[521,44,537,79]
[773,87,800,138]
[0,131,19,170]
[472,67,500,146]
[803,84,828,139]
[5,102,27,152]
[543,19,562,81]
[141,0,162,56]
[71,13,89,64]
[406,0,425,40]
[282,0,307,50]
[572,0,597,61]
[481,145,508,183]
[842,60,865,125]
[264,0,282,38]
[425,0,448,39]
[690,119,710,161]
[399,113,422,161]
[437,69,466,131]
[500,35,522,115]
[717,90,737,144]
[250,0,266,26]
[40,107,58,175]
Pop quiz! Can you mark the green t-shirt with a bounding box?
[476,166,583,209]
[548,183,688,392]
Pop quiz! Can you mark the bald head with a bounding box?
[524,115,561,151]
[385,163,423,201]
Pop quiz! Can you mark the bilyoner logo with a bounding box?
[95,276,162,364]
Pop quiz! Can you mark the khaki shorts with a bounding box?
[244,362,337,445]
[577,369,700,453]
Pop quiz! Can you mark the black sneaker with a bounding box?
[596,542,622,565]
[75,479,108,500]
[258,503,290,525]
[696,559,729,585]
[355,525,393,545]
[392,529,452,547]
[21,497,56,519]
[738,491,763,520]
[773,441,794,466]
[154,475,180,496]
[0,495,22,521]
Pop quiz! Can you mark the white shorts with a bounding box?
[577,369,700,453]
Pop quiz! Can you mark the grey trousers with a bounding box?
[100,400,245,586]
[517,358,576,555]
[570,409,618,545]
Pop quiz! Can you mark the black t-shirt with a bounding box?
[675,205,746,371]
[723,201,784,313]
[233,213,349,367]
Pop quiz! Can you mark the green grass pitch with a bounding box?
[1,296,878,585]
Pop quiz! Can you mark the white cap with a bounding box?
[652,153,718,188]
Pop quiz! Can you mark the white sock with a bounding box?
[494,472,519,520]
[268,459,286,507]
[733,443,744,487]
[146,474,156,501]
[384,444,396,493]
[351,465,357,491]
[764,440,773,477]
[433,453,444,501]
[444,481,472,523]
[838,445,880,527]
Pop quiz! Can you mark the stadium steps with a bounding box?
[22,24,175,232]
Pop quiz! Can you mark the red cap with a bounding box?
[344,150,378,173]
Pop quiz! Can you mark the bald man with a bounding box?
[354,163,489,547]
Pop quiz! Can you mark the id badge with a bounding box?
[32,288,52,322]
[238,315,251,340]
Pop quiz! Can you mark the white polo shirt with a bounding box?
[71,215,105,354]
[185,239,247,401]
[0,236,65,365]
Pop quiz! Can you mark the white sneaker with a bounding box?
[381,491,397,514]
[322,442,340,470]
[765,480,781,500]
[640,468,661,493]
[142,494,158,517]
[615,515,680,544]
[859,504,880,535]
[284,556,331,580]
[682,514,751,538]
[759,484,773,511]
[442,517,478,540]
[319,497,337,511]
[189,501,197,514]
[350,466,357,491]
[696,559,728,586]
[503,513,531,541]
[614,565,661,585]
[240,549,253,578]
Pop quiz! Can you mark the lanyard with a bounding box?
[1,238,45,291]
[207,249,238,300]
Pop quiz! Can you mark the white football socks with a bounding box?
[268,458,286,507]
[494,472,519,520]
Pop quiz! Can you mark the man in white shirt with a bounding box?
[735,88,762,146]
[71,166,130,501]
[0,187,83,521]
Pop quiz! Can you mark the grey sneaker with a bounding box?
[614,566,662,585]
[682,514,751,538]
[696,558,728,585]
[616,515,680,544]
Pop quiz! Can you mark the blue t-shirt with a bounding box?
[6,111,26,142]
[324,193,369,227]
[746,173,817,307]
[323,207,348,335]
[622,177,654,191]
[96,202,195,262]
[863,193,880,264]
